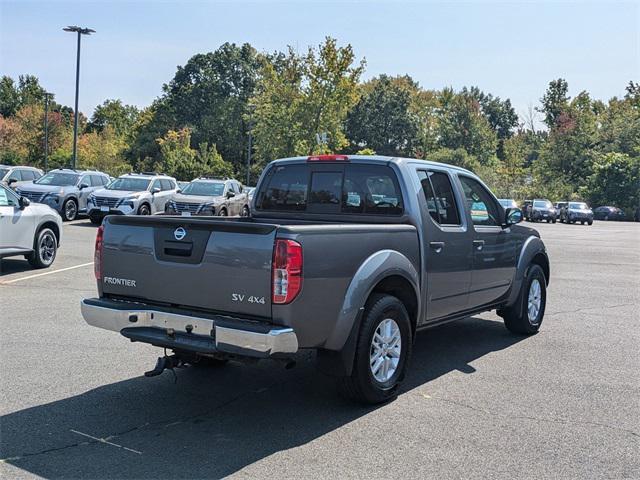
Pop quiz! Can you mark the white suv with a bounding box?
[0,183,62,269]
[87,173,178,224]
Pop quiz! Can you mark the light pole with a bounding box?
[63,25,95,170]
[43,92,53,172]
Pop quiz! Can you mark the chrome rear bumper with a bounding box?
[80,298,298,357]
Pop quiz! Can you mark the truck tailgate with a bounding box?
[100,216,276,318]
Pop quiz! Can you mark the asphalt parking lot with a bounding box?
[1,219,638,479]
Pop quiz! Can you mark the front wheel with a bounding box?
[501,264,546,335]
[588,220,593,226]
[338,294,412,404]
[218,208,227,217]
[27,228,57,268]
[241,205,250,217]
[137,203,151,216]
[62,199,77,221]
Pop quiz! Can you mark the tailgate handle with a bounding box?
[164,241,193,257]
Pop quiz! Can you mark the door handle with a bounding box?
[473,239,485,251]
[429,241,445,253]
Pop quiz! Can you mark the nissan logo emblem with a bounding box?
[174,227,187,241]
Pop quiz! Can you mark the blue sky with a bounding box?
[1,0,638,123]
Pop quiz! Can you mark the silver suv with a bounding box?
[15,168,111,221]
[165,177,249,217]
[0,183,62,269]
[0,165,43,189]
[88,173,177,224]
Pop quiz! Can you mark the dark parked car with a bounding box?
[81,155,550,404]
[529,199,557,223]
[594,206,626,221]
[561,202,593,225]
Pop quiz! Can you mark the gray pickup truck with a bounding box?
[81,155,550,404]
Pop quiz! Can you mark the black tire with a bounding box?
[588,220,593,226]
[552,219,556,224]
[338,294,412,404]
[137,203,151,216]
[62,199,77,221]
[241,205,250,217]
[218,208,227,217]
[502,264,546,335]
[581,220,585,225]
[27,227,57,269]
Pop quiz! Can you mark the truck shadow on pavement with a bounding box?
[1,316,524,479]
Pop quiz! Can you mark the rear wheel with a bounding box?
[27,227,57,268]
[588,220,593,226]
[338,294,412,404]
[62,199,77,221]
[137,203,151,216]
[218,208,227,217]
[501,264,546,335]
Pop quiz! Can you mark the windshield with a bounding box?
[181,181,225,196]
[534,200,552,208]
[35,172,79,186]
[569,202,588,210]
[0,168,9,178]
[107,177,151,191]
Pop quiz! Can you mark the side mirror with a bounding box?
[176,189,182,194]
[505,207,523,226]
[226,191,235,199]
[7,177,17,185]
[19,196,30,209]
[32,179,37,183]
[79,183,89,190]
[152,187,161,194]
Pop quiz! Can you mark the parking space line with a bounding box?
[70,429,142,455]
[0,262,93,285]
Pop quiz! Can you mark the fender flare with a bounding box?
[324,249,420,352]
[505,235,550,310]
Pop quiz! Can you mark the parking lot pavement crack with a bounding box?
[546,303,636,318]
[0,440,90,463]
[425,394,639,439]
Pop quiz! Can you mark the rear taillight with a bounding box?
[272,239,303,304]
[94,225,104,280]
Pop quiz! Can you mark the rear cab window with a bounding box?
[256,162,403,216]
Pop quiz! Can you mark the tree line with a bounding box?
[1,38,638,213]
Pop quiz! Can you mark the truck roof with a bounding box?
[270,155,475,176]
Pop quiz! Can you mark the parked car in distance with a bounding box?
[81,154,550,404]
[15,168,111,221]
[498,199,518,209]
[0,165,43,189]
[165,178,249,217]
[561,202,593,225]
[87,173,178,224]
[0,183,62,268]
[529,199,557,223]
[593,206,626,221]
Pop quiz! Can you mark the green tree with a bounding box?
[538,78,570,129]
[88,99,140,137]
[252,37,364,163]
[345,75,418,156]
[582,152,640,213]
[131,43,261,170]
[437,88,498,164]
[0,76,20,117]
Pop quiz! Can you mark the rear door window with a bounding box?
[459,176,501,226]
[160,179,174,191]
[20,170,35,181]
